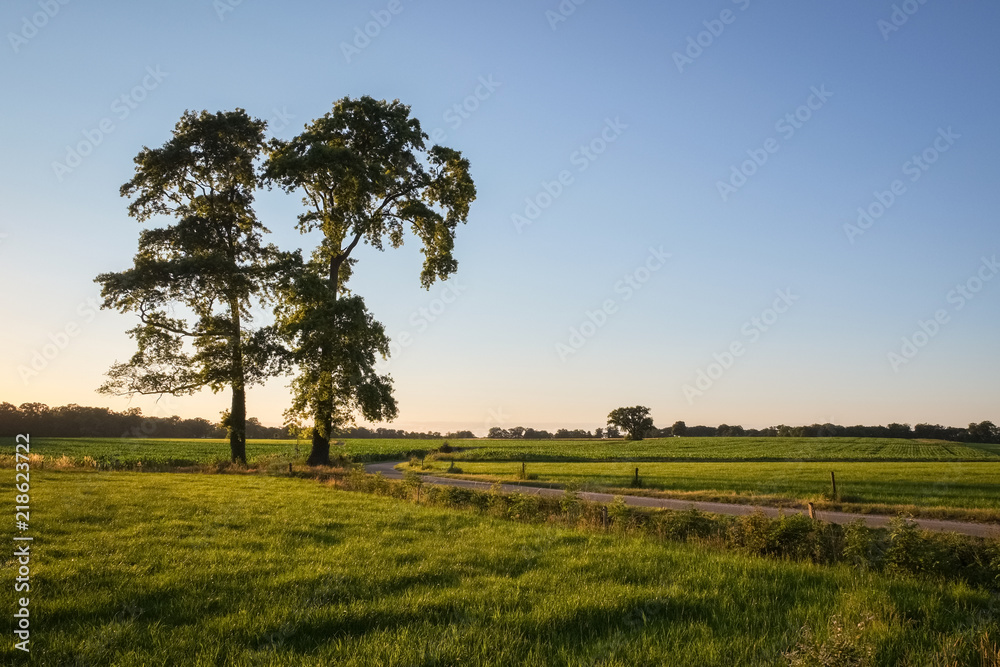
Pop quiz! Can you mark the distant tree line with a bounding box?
[0,403,471,441]
[487,426,620,440]
[488,419,999,445]
[3,402,996,446]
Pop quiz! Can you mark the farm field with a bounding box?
[28,437,452,466]
[27,436,1000,468]
[4,470,998,666]
[443,437,1000,462]
[424,460,1000,514]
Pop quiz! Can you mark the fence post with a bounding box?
[830,471,837,500]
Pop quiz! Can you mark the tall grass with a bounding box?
[5,471,999,665]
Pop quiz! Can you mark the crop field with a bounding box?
[443,437,1000,462]
[4,470,998,666]
[425,460,1000,513]
[28,437,453,466]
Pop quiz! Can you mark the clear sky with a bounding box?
[2,0,998,435]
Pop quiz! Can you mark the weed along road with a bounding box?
[363,461,1000,539]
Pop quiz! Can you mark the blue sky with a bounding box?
[2,0,998,434]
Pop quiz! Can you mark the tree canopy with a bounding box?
[264,96,476,465]
[607,406,655,441]
[95,109,290,463]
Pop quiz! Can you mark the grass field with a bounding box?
[4,470,998,666]
[27,436,1000,467]
[442,437,1000,462]
[29,437,452,465]
[423,460,1000,514]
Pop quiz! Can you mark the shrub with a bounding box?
[658,508,719,542]
[507,494,542,522]
[731,511,774,555]
[608,496,631,530]
[560,484,581,517]
[770,514,818,560]
[842,520,881,570]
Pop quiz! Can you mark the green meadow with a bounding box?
[3,470,998,666]
[28,437,450,466]
[424,459,1000,519]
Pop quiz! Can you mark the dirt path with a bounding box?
[364,461,1000,538]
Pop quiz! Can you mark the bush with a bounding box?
[608,496,631,530]
[658,508,719,542]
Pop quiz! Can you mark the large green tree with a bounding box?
[607,406,654,441]
[265,96,476,465]
[96,109,289,464]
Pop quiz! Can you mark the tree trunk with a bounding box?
[307,427,331,466]
[306,254,342,467]
[228,296,248,465]
[230,385,247,464]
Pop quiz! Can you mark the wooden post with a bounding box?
[601,506,609,530]
[830,471,837,500]
[634,467,640,487]
[521,461,526,479]
[807,502,815,520]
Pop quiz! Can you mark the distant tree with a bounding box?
[607,406,654,441]
[606,426,621,438]
[671,420,687,437]
[967,421,998,444]
[509,426,526,439]
[96,109,289,464]
[523,428,553,439]
[488,426,508,439]
[445,430,476,439]
[594,427,604,439]
[887,423,912,439]
[265,96,476,465]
